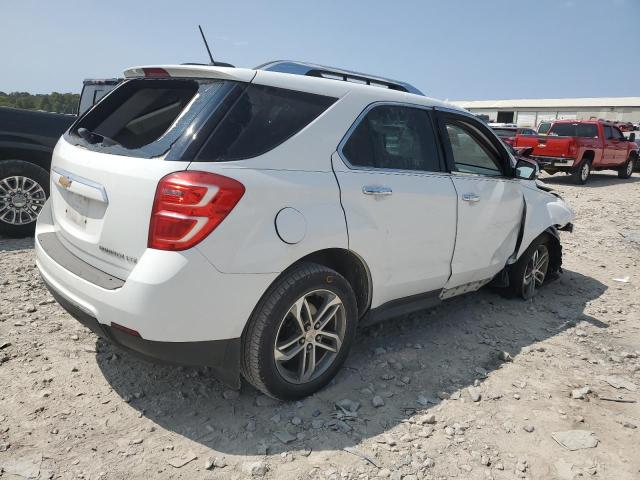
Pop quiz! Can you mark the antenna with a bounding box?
[198,25,215,65]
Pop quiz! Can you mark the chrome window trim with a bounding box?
[336,101,449,176]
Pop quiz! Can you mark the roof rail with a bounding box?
[255,60,424,96]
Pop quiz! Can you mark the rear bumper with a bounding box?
[35,199,278,386]
[42,277,241,387]
[532,156,576,169]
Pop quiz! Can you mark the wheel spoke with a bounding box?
[289,297,312,334]
[275,342,304,362]
[301,346,316,381]
[277,334,303,352]
[298,347,308,378]
[24,181,40,194]
[315,294,342,330]
[315,340,338,354]
[316,331,342,351]
[535,251,548,270]
[23,208,36,222]
[1,177,17,193]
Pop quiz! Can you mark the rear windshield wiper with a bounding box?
[77,128,121,147]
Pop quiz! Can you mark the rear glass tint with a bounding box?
[492,128,517,137]
[538,122,552,134]
[549,123,598,138]
[68,78,227,158]
[195,84,337,162]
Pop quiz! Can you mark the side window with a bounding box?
[444,122,504,176]
[341,105,441,172]
[604,126,613,139]
[576,123,598,138]
[612,127,624,140]
[197,84,336,162]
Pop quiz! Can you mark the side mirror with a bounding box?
[515,158,538,180]
[629,132,636,142]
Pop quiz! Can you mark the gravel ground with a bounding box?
[1,171,639,480]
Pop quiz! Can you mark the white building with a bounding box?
[450,97,640,127]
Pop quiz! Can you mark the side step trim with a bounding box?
[362,290,441,326]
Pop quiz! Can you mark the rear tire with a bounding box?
[509,235,550,300]
[618,155,635,179]
[571,159,591,185]
[0,160,50,238]
[241,262,358,400]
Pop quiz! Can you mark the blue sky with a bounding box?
[1,0,638,100]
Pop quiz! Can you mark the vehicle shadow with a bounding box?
[540,172,640,188]
[95,269,607,455]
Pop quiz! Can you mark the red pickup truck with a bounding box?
[512,120,638,184]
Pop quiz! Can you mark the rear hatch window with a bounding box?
[67,78,228,158]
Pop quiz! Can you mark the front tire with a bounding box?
[0,160,49,237]
[241,262,358,400]
[618,155,635,179]
[571,159,591,185]
[509,236,550,300]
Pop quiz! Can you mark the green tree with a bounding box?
[0,91,79,113]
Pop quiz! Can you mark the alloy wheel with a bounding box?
[522,244,549,299]
[626,159,633,177]
[0,176,47,225]
[274,289,346,384]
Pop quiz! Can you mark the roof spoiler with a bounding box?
[256,60,424,96]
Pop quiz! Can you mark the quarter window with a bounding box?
[341,105,441,172]
[197,84,337,162]
[445,122,503,176]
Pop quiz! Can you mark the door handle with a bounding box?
[362,185,393,196]
[461,193,480,203]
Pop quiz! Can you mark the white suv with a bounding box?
[35,61,574,399]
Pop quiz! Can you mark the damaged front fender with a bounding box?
[515,182,575,262]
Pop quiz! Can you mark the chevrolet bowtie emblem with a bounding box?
[58,175,73,189]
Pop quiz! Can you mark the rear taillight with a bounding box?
[568,139,578,157]
[148,171,245,251]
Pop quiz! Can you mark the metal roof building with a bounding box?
[450,97,640,127]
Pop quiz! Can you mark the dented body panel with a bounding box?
[516,181,574,260]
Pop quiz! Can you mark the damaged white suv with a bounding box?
[35,61,574,399]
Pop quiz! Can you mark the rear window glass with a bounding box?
[538,122,552,134]
[195,84,337,162]
[548,123,598,138]
[492,128,517,137]
[68,78,227,158]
